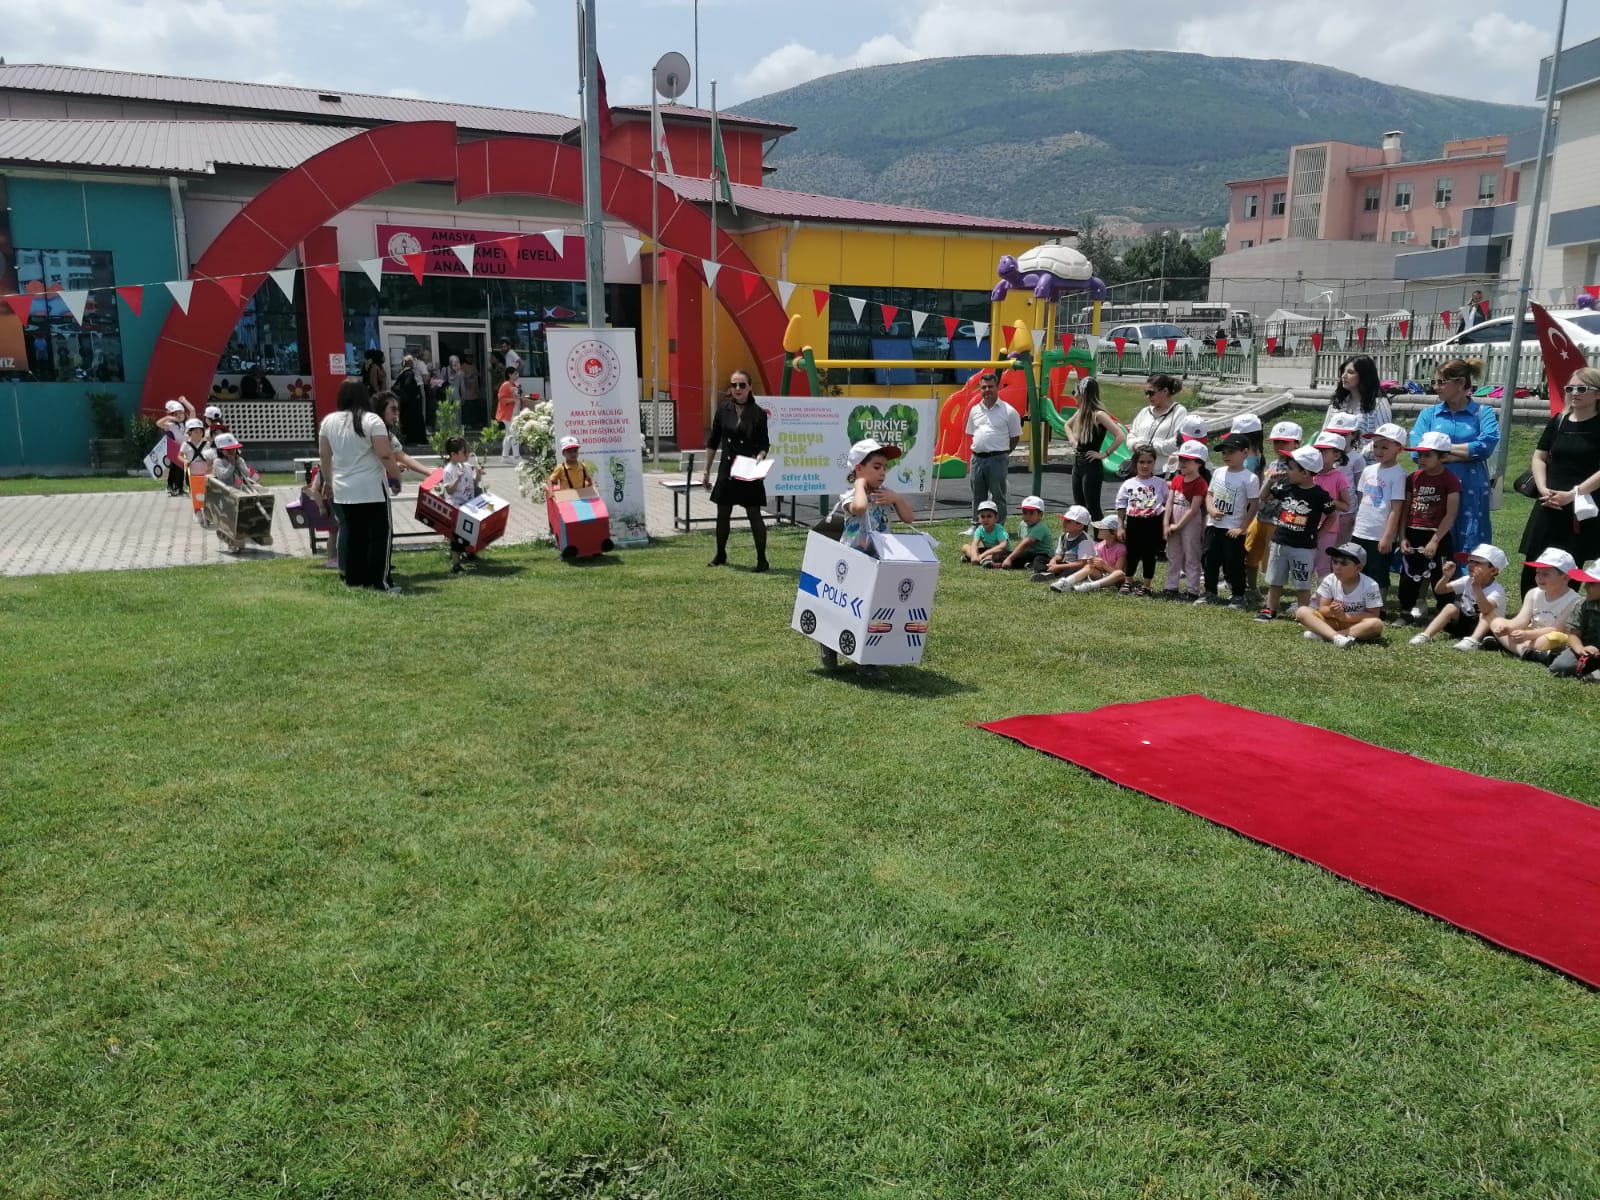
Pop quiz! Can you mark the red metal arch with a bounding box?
[139,120,788,418]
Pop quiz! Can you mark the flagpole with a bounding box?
[709,78,719,412]
[1493,0,1566,498]
[579,0,607,329]
[651,86,661,464]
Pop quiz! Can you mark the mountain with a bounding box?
[736,52,1539,229]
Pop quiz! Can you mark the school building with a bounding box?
[0,63,1069,469]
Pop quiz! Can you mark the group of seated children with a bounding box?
[958,408,1600,680]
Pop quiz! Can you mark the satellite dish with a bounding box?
[654,52,691,102]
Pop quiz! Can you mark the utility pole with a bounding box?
[579,0,607,328]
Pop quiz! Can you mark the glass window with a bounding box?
[1434,177,1453,206]
[4,248,124,382]
[1394,182,1413,208]
[1243,194,1259,218]
[223,276,306,376]
[1390,230,1410,243]
[1569,314,1600,333]
[1478,172,1498,203]
[1363,185,1381,212]
[1430,227,1451,249]
[826,286,992,385]
[1239,239,1254,249]
[1270,192,1286,216]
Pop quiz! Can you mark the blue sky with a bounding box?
[8,0,1596,113]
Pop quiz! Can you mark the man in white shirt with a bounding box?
[964,371,1022,523]
[499,340,523,377]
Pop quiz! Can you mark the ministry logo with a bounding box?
[385,231,422,260]
[566,339,621,399]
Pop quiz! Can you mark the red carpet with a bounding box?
[982,695,1600,988]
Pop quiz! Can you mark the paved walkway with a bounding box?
[0,465,734,578]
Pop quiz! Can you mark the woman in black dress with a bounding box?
[1063,376,1124,521]
[700,369,771,572]
[1518,366,1600,594]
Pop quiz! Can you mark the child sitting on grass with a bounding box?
[1052,514,1127,593]
[1549,558,1600,681]
[1032,505,1094,582]
[1258,446,1335,623]
[1296,542,1385,648]
[999,495,1053,570]
[1409,544,1508,650]
[442,436,484,574]
[962,500,1009,565]
[1486,547,1583,661]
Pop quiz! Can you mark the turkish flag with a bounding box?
[1113,336,1127,358]
[881,304,899,332]
[1398,319,1411,339]
[1214,337,1228,356]
[1060,332,1073,354]
[1310,332,1324,353]
[1532,301,1583,416]
[812,289,830,316]
[1165,337,1178,356]
[1265,336,1278,356]
[943,316,959,340]
[116,285,144,317]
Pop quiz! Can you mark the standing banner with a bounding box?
[759,397,935,496]
[545,328,647,545]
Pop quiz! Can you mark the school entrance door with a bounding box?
[379,317,492,426]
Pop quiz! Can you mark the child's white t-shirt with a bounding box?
[1352,461,1408,541]
[1446,574,1507,619]
[442,460,477,505]
[1115,475,1169,519]
[1055,530,1094,561]
[1205,466,1260,530]
[1530,586,1583,631]
[1314,572,1384,615]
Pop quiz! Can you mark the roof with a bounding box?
[1346,150,1506,175]
[1223,174,1289,188]
[0,118,363,174]
[0,63,577,137]
[663,174,1072,235]
[610,104,797,134]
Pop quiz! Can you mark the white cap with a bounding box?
[1269,420,1302,442]
[977,500,999,514]
[213,433,242,451]
[183,417,206,431]
[1324,411,1362,434]
[1178,415,1209,439]
[1177,440,1209,461]
[559,435,581,452]
[204,405,223,420]
[1312,431,1347,452]
[1062,504,1093,525]
[847,438,902,469]
[1020,494,1044,512]
[1415,430,1453,453]
[1571,558,1600,584]
[1467,544,1508,571]
[1328,542,1367,567]
[164,400,184,413]
[1372,422,1409,444]
[1526,547,1579,574]
[1288,445,1323,472]
[1095,513,1120,531]
[1230,413,1263,434]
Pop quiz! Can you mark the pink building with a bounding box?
[1224,132,1519,253]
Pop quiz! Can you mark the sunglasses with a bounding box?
[1143,389,1158,396]
[1564,384,1594,395]
[728,382,750,389]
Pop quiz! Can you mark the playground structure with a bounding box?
[777,243,1127,499]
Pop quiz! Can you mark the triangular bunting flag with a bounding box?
[847,296,866,324]
[166,280,194,314]
[115,285,143,317]
[1032,329,1046,351]
[1215,337,1228,356]
[1397,319,1410,339]
[1001,325,1015,349]
[738,269,761,303]
[881,304,899,332]
[1334,329,1348,350]
[622,234,643,264]
[1356,327,1367,349]
[216,275,244,308]
[269,269,297,302]
[910,310,929,335]
[311,263,341,295]
[401,253,426,285]
[1585,285,1600,301]
[2,294,31,325]
[662,250,684,278]
[1440,310,1453,328]
[1112,336,1127,358]
[1265,336,1278,356]
[359,258,385,291]
[1165,337,1178,357]
[1550,287,1568,305]
[1310,332,1323,353]
[812,289,830,316]
[972,321,989,344]
[1059,332,1073,354]
[451,243,477,275]
[60,289,89,324]
[702,260,722,290]
[943,316,959,340]
[543,229,566,257]
[777,279,797,309]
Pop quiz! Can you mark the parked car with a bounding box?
[1102,322,1206,357]
[1424,309,1600,352]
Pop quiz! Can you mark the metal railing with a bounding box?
[1309,342,1559,392]
[1094,341,1258,385]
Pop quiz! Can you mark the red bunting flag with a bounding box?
[1440,310,1453,328]
[1001,325,1015,349]
[2,293,31,325]
[216,275,244,307]
[1214,337,1228,356]
[1585,285,1600,302]
[1356,327,1367,348]
[1165,337,1178,357]
[943,316,959,340]
[1059,332,1073,354]
[812,289,830,316]
[115,285,144,316]
[402,252,427,284]
[880,304,899,332]
[1113,336,1127,358]
[738,269,762,303]
[1531,301,1585,416]
[1398,319,1411,338]
[1310,332,1324,353]
[1265,336,1278,356]
[311,263,341,294]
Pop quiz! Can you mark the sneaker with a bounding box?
[1408,633,1430,646]
[1480,635,1505,653]
[1303,630,1320,641]
[1281,602,1299,618]
[1193,593,1218,607]
[1224,599,1249,611]
[1072,582,1095,593]
[1453,637,1479,651]
[981,560,1001,569]
[1254,608,1275,622]
[1050,578,1074,593]
[1030,571,1051,582]
[1523,649,1556,666]
[1332,634,1355,648]
[1409,606,1425,621]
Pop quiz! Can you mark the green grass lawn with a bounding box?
[0,472,299,496]
[3,508,1597,1199]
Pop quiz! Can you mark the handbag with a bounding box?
[1512,412,1566,498]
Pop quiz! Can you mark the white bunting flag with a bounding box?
[1032,328,1046,350]
[622,234,643,263]
[911,310,930,335]
[1334,329,1349,350]
[847,296,866,324]
[543,229,565,257]
[1550,287,1568,304]
[60,290,89,324]
[703,260,721,290]
[166,280,194,314]
[777,279,797,309]
[451,243,477,275]
[972,320,990,345]
[358,258,384,290]
[269,269,297,303]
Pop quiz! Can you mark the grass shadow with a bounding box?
[814,664,977,696]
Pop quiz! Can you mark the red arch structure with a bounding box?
[139,120,789,441]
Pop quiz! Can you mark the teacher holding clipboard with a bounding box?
[701,368,771,573]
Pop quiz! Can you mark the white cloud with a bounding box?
[734,36,917,98]
[7,0,280,81]
[463,0,534,39]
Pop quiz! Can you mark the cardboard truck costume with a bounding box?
[546,487,614,558]
[791,530,941,666]
[415,468,511,552]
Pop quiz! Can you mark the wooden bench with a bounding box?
[657,452,802,532]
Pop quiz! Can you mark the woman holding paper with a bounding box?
[701,369,771,572]
[1517,366,1600,594]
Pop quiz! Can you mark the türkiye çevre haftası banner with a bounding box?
[544,327,648,547]
[758,398,935,496]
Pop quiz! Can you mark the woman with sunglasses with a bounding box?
[700,369,772,572]
[1517,366,1600,595]
[1410,358,1500,555]
[1124,374,1188,476]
